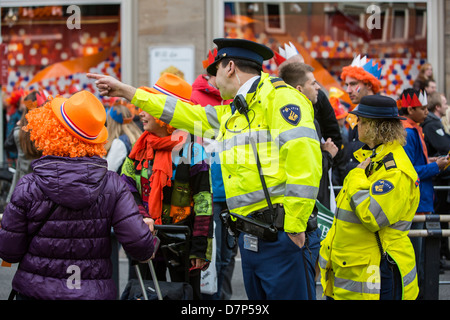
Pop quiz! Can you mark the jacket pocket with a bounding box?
[331,250,373,280]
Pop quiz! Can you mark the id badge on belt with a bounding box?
[243,234,258,252]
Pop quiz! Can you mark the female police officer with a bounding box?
[319,95,420,300]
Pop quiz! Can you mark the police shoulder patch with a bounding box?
[270,77,287,89]
[383,153,397,171]
[280,104,301,126]
[372,180,395,195]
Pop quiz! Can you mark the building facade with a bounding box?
[0,0,448,107]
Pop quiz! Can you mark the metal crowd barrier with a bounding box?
[408,214,450,300]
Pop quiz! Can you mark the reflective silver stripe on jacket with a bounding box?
[227,183,285,210]
[322,259,416,295]
[335,207,362,224]
[335,207,412,232]
[334,277,380,295]
[285,184,319,200]
[333,265,416,294]
[349,190,370,212]
[222,130,273,153]
[226,183,318,211]
[319,253,328,270]
[204,105,220,130]
[390,220,412,232]
[159,96,177,125]
[275,126,319,148]
[403,265,417,287]
[350,190,390,229]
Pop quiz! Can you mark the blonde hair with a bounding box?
[360,117,407,146]
[417,63,434,81]
[105,103,143,152]
[24,97,107,158]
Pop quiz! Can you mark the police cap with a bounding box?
[206,38,274,76]
[350,95,406,120]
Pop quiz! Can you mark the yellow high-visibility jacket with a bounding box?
[319,141,420,300]
[131,72,322,233]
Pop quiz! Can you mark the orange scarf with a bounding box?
[402,118,429,164]
[128,130,188,224]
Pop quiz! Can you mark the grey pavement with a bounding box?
[2,248,450,300]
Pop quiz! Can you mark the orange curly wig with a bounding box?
[341,66,381,94]
[24,96,107,158]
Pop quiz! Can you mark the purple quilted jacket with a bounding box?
[0,156,155,300]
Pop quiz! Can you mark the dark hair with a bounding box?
[399,88,421,116]
[279,62,314,88]
[19,90,42,159]
[219,57,262,75]
[425,79,436,88]
[24,90,39,102]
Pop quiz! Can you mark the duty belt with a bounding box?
[248,204,285,231]
[249,202,318,234]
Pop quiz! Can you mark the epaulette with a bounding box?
[270,77,287,89]
[383,153,397,171]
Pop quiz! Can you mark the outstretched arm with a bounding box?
[87,73,137,101]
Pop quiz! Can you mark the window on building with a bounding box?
[264,3,285,33]
[415,8,427,38]
[392,9,408,40]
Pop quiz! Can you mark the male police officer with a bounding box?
[88,38,322,300]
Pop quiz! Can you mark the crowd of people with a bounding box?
[0,36,449,301]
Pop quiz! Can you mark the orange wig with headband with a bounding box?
[24,95,107,158]
[341,56,383,94]
[341,66,381,94]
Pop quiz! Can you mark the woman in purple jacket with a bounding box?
[0,91,156,300]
